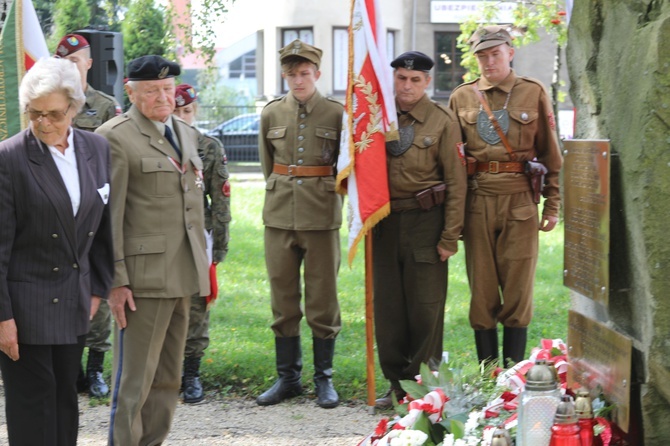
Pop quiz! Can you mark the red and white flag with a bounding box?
[0,0,50,141]
[336,0,397,264]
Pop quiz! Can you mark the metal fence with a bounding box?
[197,105,264,162]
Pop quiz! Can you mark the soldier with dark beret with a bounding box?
[448,26,563,368]
[96,55,209,445]
[54,32,121,400]
[256,39,344,409]
[173,83,231,404]
[373,51,467,409]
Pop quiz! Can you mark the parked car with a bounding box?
[207,113,261,162]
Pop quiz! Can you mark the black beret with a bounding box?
[390,51,434,72]
[127,55,180,81]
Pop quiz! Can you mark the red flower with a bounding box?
[374,418,389,437]
[558,10,567,16]
[551,18,562,24]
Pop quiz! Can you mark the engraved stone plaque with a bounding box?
[568,310,631,432]
[563,140,610,305]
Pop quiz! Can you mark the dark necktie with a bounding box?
[164,126,182,159]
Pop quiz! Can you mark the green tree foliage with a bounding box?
[51,0,91,49]
[173,0,233,66]
[122,0,169,64]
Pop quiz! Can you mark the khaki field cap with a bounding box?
[279,39,323,68]
[468,25,513,53]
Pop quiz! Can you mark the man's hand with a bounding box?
[90,296,102,320]
[0,319,19,361]
[540,214,558,232]
[109,286,136,329]
[437,246,455,262]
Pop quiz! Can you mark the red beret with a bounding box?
[175,84,197,107]
[55,34,90,58]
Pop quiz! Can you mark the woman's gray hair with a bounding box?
[19,57,86,112]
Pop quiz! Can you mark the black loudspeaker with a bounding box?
[75,29,124,106]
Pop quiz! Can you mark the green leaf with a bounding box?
[437,362,454,387]
[400,380,429,400]
[420,363,440,388]
[449,419,466,439]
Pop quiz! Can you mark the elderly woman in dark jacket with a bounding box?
[0,57,114,446]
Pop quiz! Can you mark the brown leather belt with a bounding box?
[272,163,334,177]
[476,161,525,174]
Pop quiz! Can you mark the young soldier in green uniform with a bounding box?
[448,26,563,368]
[173,84,231,403]
[256,40,344,409]
[54,33,121,398]
[373,51,467,410]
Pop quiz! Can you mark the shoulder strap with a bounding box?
[471,83,517,161]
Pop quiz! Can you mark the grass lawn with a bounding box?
[195,173,570,402]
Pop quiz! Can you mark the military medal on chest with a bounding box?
[476,87,513,145]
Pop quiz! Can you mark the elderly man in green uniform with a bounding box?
[173,83,231,404]
[372,51,467,409]
[55,33,121,398]
[448,26,563,369]
[256,39,344,409]
[96,55,209,445]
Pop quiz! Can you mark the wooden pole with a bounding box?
[365,233,376,414]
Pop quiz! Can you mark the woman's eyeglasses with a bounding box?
[25,104,72,123]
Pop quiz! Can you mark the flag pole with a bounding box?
[364,233,376,414]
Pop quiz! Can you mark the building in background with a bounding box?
[174,0,573,143]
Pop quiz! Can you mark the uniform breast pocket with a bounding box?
[508,109,538,150]
[458,109,481,145]
[141,157,179,197]
[315,126,338,163]
[75,115,103,132]
[407,132,439,173]
[266,126,287,152]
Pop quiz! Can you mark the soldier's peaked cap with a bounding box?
[127,55,180,81]
[279,39,322,68]
[468,25,514,53]
[390,51,434,72]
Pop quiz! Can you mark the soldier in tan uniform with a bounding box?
[54,33,122,398]
[173,83,231,404]
[256,40,344,409]
[96,56,209,445]
[448,26,563,368]
[373,51,467,410]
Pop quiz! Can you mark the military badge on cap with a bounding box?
[127,55,181,81]
[55,33,90,57]
[468,25,514,53]
[279,39,323,68]
[175,84,197,107]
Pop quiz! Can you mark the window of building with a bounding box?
[281,28,315,93]
[333,28,348,93]
[434,31,466,97]
[332,29,396,95]
[229,49,256,79]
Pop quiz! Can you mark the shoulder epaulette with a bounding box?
[326,96,344,107]
[451,77,479,93]
[263,96,285,109]
[518,75,547,88]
